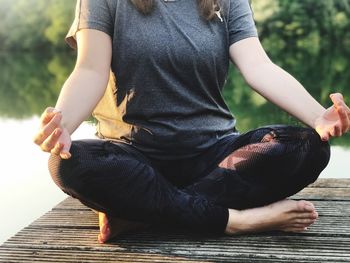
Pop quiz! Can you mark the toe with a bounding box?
[297,200,315,212]
[98,212,111,243]
[284,226,308,233]
[98,233,104,244]
[98,225,111,244]
[290,223,312,228]
[296,211,318,220]
[296,218,316,225]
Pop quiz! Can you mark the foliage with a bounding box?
[0,0,349,146]
[0,0,75,51]
[0,52,75,118]
[254,0,350,49]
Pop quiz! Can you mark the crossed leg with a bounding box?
[48,139,229,242]
[48,126,330,242]
[184,125,330,234]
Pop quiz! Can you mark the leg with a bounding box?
[226,199,319,234]
[219,125,330,207]
[184,125,330,233]
[48,139,229,241]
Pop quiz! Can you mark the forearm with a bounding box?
[245,62,326,128]
[55,67,109,134]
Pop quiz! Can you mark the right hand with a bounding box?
[314,93,350,141]
[33,107,72,159]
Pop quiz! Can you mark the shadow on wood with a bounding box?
[1,179,350,262]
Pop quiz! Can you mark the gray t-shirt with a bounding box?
[66,0,258,159]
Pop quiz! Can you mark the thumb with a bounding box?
[60,143,72,159]
[59,132,72,159]
[315,126,329,141]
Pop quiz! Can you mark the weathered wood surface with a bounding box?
[1,178,350,262]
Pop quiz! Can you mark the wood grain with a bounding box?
[1,178,350,262]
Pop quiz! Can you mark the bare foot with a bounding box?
[98,212,148,243]
[225,199,318,234]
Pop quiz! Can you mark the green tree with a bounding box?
[44,0,76,49]
[0,0,75,51]
[0,0,50,50]
[0,52,75,118]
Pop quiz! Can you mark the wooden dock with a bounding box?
[1,178,350,262]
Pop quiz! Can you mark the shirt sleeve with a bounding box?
[228,0,258,46]
[65,0,114,49]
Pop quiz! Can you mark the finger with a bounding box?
[329,126,337,137]
[337,107,349,133]
[330,93,343,100]
[51,142,64,156]
[332,124,342,137]
[40,107,61,126]
[40,128,62,152]
[316,127,329,141]
[320,131,330,141]
[33,113,62,145]
[60,152,72,159]
[331,93,350,113]
[60,141,72,159]
[330,93,350,133]
[330,93,344,106]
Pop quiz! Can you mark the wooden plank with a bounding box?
[294,187,350,200]
[2,247,348,263]
[308,179,350,188]
[2,231,350,262]
[54,197,90,211]
[1,179,350,262]
[31,209,98,228]
[312,200,350,216]
[3,226,350,250]
[0,247,205,263]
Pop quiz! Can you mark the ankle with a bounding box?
[225,209,244,235]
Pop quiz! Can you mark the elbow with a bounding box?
[73,65,110,85]
[240,61,274,88]
[240,67,258,88]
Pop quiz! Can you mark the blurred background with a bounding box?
[0,0,349,244]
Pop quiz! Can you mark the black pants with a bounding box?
[48,125,330,233]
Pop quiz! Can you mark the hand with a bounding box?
[33,107,72,159]
[315,93,350,141]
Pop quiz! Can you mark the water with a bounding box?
[1,41,350,244]
[0,117,349,245]
[0,118,96,245]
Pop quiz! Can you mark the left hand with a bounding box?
[315,93,350,141]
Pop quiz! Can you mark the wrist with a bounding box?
[310,108,326,129]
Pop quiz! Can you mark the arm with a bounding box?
[229,37,350,140]
[56,28,112,134]
[33,29,112,158]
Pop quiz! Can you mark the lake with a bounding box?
[1,42,350,245]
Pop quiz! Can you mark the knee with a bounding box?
[306,129,331,168]
[48,154,68,191]
[302,129,331,183]
[48,142,87,194]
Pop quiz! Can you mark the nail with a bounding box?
[52,108,61,113]
[98,234,103,244]
[102,224,107,234]
[54,129,61,136]
[61,153,71,159]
